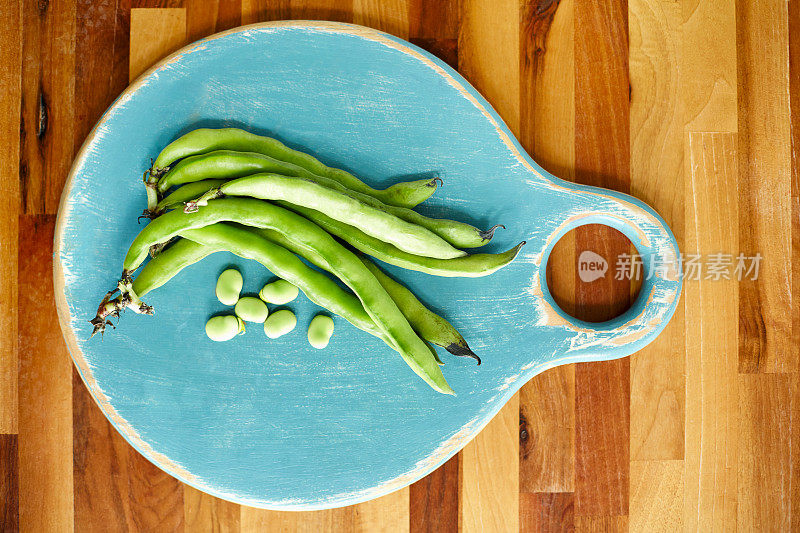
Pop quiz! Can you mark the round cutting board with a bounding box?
[55,21,681,510]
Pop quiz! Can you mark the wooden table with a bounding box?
[1,1,797,531]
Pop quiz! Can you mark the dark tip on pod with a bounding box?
[428,176,443,188]
[446,343,481,365]
[478,224,505,242]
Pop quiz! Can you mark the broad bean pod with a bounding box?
[189,174,466,259]
[150,128,436,208]
[158,150,494,248]
[121,199,453,394]
[252,227,477,361]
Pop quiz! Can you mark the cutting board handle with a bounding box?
[535,183,683,361]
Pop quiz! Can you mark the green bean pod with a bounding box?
[154,179,227,214]
[157,150,441,208]
[251,227,478,362]
[120,199,452,394]
[286,204,526,277]
[149,180,524,277]
[359,257,480,364]
[156,150,495,248]
[103,229,403,354]
[150,128,436,208]
[192,174,465,259]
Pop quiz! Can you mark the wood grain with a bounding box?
[73,368,184,532]
[19,0,76,215]
[184,485,240,532]
[629,460,682,532]
[289,0,353,23]
[18,215,73,532]
[75,0,131,150]
[457,0,520,530]
[186,0,242,43]
[519,492,574,533]
[129,8,188,80]
[410,458,459,533]
[792,3,800,528]
[573,0,631,520]
[519,0,575,496]
[0,434,19,531]
[680,0,737,132]
[241,506,355,532]
[684,131,738,531]
[352,488,410,533]
[628,0,684,463]
[353,0,409,38]
[409,0,459,40]
[0,0,21,435]
[6,3,798,530]
[241,0,291,24]
[736,0,793,374]
[737,374,793,529]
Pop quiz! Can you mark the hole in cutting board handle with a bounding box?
[545,224,643,324]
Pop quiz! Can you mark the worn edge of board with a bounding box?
[52,20,682,510]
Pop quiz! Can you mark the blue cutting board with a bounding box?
[54,21,682,510]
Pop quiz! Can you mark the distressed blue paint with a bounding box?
[54,22,681,509]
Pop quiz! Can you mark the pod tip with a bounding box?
[446,343,481,365]
[478,224,505,242]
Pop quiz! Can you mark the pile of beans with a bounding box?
[90,128,525,394]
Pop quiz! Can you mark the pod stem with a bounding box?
[428,177,443,188]
[478,224,505,242]
[445,343,481,365]
[88,279,153,338]
[184,188,224,213]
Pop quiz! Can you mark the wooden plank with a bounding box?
[574,515,627,532]
[791,3,800,527]
[353,488,410,533]
[519,492,574,533]
[241,0,291,24]
[683,131,738,531]
[241,507,355,532]
[409,0,459,40]
[792,374,799,532]
[18,215,73,532]
[129,8,188,81]
[0,0,21,434]
[518,0,575,495]
[459,404,520,533]
[73,370,184,532]
[519,367,575,493]
[353,0,409,38]
[736,0,793,373]
[573,0,631,519]
[410,457,459,533]
[72,10,188,530]
[628,0,684,463]
[186,0,241,43]
[132,0,184,6]
[680,0,737,132]
[408,0,458,70]
[74,0,131,150]
[289,0,353,23]
[184,485,240,532]
[456,0,519,530]
[19,0,76,214]
[629,460,682,532]
[0,434,19,531]
[737,374,792,530]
